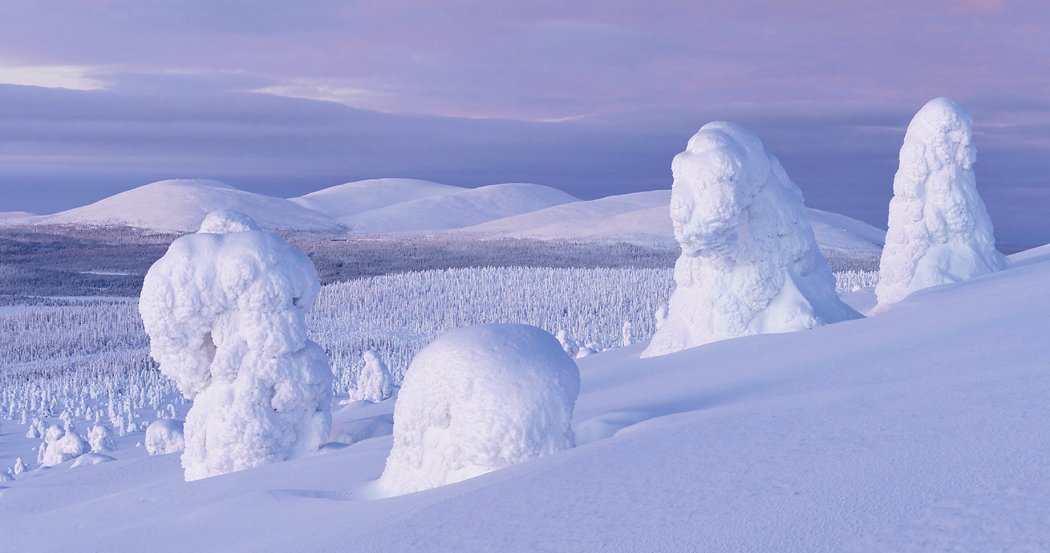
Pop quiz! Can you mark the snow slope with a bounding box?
[2,248,1048,551]
[339,183,581,234]
[41,179,343,233]
[455,189,884,252]
[289,178,465,219]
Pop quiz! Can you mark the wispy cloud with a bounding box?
[0,64,106,90]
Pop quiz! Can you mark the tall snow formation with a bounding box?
[642,122,861,358]
[40,424,90,467]
[349,350,394,403]
[875,98,1010,307]
[139,210,333,481]
[378,324,580,497]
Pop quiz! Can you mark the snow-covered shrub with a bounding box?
[88,424,115,453]
[12,457,29,475]
[379,324,580,497]
[41,424,90,466]
[876,97,1010,308]
[349,350,393,403]
[643,122,861,357]
[139,210,332,481]
[145,419,185,455]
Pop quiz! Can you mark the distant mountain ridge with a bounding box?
[4,179,886,258]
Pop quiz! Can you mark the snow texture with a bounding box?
[378,324,580,496]
[875,97,1010,307]
[139,210,332,481]
[145,420,186,456]
[643,122,861,357]
[349,350,394,403]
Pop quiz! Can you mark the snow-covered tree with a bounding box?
[88,424,115,453]
[643,122,860,357]
[379,324,580,496]
[40,424,90,466]
[349,350,394,403]
[875,98,1010,308]
[139,210,333,481]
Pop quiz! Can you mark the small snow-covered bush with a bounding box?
[145,419,185,455]
[88,424,116,453]
[349,350,393,403]
[379,324,580,496]
[876,98,1010,307]
[643,122,861,357]
[139,210,332,481]
[41,424,90,466]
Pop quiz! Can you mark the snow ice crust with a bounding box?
[139,210,332,481]
[378,324,580,496]
[876,97,1009,307]
[643,122,861,357]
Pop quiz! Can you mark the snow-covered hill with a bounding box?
[40,179,344,233]
[338,182,581,234]
[455,189,885,253]
[1,248,1047,551]
[289,178,465,219]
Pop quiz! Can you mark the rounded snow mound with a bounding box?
[69,453,116,469]
[378,324,580,496]
[875,98,1009,308]
[643,122,861,357]
[145,419,186,455]
[43,179,342,233]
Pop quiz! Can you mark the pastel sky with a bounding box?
[1,0,1048,241]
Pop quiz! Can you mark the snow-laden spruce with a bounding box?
[378,324,580,496]
[643,122,861,357]
[875,98,1010,308]
[139,210,332,481]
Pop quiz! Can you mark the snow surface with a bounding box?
[378,324,579,496]
[644,122,861,357]
[42,179,343,233]
[139,211,332,480]
[338,183,580,234]
[876,98,1010,308]
[2,246,1049,550]
[289,178,465,219]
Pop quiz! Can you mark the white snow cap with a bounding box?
[378,324,580,497]
[643,122,861,357]
[139,210,332,481]
[875,98,1009,308]
[145,419,186,455]
[197,209,262,234]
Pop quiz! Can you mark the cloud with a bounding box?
[0,83,1047,242]
[0,64,106,90]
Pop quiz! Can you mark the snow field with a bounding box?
[0,267,879,451]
